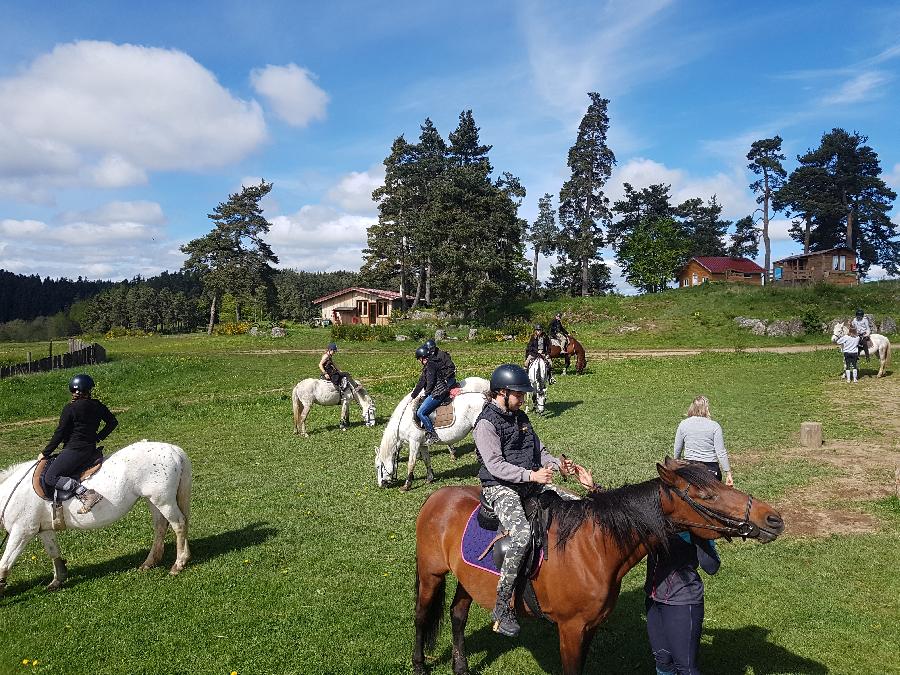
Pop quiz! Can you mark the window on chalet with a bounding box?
[377,300,390,316]
[832,255,846,271]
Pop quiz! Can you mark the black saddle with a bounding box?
[477,487,557,621]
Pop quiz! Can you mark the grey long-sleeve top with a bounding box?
[673,416,731,472]
[473,413,561,484]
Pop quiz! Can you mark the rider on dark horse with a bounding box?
[474,364,578,637]
[320,342,349,395]
[42,374,117,514]
[852,309,871,361]
[411,339,457,445]
[525,324,553,384]
[549,312,569,347]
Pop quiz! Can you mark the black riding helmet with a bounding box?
[424,338,437,357]
[489,363,533,392]
[327,342,338,352]
[855,309,864,318]
[69,373,95,393]
[533,324,544,332]
[415,344,429,359]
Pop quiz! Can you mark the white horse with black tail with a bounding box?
[291,376,376,437]
[526,357,551,414]
[376,377,490,491]
[832,321,892,377]
[0,441,191,592]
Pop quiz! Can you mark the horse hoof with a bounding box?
[46,580,63,591]
[400,482,412,492]
[426,476,435,484]
[169,564,183,576]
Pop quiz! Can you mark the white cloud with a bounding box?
[324,166,384,215]
[267,205,374,271]
[819,71,890,106]
[610,157,756,219]
[250,63,329,127]
[60,200,166,226]
[0,40,267,199]
[885,163,900,193]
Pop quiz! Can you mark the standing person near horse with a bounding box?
[319,342,348,394]
[832,325,860,383]
[673,396,733,486]
[411,340,457,445]
[645,529,721,675]
[41,374,117,513]
[525,324,554,383]
[474,363,577,638]
[852,309,872,362]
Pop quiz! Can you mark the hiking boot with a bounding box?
[491,602,520,637]
[76,489,103,514]
[424,430,440,445]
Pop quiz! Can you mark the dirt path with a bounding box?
[768,374,900,537]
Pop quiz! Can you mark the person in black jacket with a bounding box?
[524,324,553,383]
[42,374,118,513]
[549,312,569,349]
[411,340,457,445]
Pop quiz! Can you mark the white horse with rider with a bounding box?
[831,320,891,378]
[291,376,376,437]
[526,355,551,414]
[376,377,490,491]
[0,441,191,592]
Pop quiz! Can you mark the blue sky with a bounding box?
[0,0,898,289]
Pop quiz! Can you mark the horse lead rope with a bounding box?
[0,460,40,548]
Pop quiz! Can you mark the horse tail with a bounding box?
[576,340,587,373]
[291,386,303,433]
[883,338,891,369]
[414,558,446,652]
[176,449,192,526]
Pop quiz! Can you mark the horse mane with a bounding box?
[552,463,718,553]
[0,460,32,486]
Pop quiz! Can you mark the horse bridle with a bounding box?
[667,484,760,540]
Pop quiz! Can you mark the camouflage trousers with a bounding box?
[482,483,579,604]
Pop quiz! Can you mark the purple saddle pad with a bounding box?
[460,506,543,577]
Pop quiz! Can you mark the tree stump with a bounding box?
[800,422,823,448]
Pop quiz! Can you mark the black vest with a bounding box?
[476,402,541,488]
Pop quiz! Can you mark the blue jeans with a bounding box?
[417,394,445,433]
[646,599,704,675]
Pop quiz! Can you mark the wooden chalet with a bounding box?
[678,256,766,288]
[772,247,858,286]
[311,287,416,325]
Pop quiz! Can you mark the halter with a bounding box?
[667,484,760,540]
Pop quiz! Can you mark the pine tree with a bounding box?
[609,183,675,251]
[557,93,616,296]
[747,136,787,275]
[526,194,558,295]
[677,196,730,257]
[728,215,760,258]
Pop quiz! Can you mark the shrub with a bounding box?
[104,326,153,338]
[799,305,824,335]
[213,321,251,336]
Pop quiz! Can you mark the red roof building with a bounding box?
[678,256,766,287]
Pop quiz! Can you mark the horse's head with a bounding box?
[375,441,399,488]
[832,320,849,339]
[657,457,784,543]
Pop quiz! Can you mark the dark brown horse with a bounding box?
[413,458,784,675]
[549,336,587,375]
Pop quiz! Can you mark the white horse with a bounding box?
[526,357,550,414]
[832,321,892,377]
[291,376,376,437]
[0,441,191,592]
[375,377,490,491]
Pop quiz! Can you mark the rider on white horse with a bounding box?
[320,342,349,395]
[42,374,117,514]
[852,309,872,361]
[525,324,554,384]
[411,340,457,446]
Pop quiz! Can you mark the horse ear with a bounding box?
[657,462,685,488]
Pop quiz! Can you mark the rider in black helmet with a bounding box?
[410,339,457,445]
[42,374,117,513]
[474,364,578,638]
[851,309,871,361]
[525,324,553,384]
[320,342,349,394]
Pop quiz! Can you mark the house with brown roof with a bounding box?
[772,247,857,286]
[311,287,416,325]
[677,256,766,287]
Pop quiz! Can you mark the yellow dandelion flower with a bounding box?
[32,661,39,667]
[231,671,238,675]
[22,659,30,665]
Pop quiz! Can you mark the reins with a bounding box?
[0,460,40,548]
[667,485,760,540]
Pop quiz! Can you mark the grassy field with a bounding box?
[0,334,898,674]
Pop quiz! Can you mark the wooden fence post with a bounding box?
[800,422,823,448]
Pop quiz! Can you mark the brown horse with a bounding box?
[413,458,784,675]
[549,336,587,375]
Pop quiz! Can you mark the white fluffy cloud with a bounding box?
[610,157,757,219]
[324,166,383,214]
[0,202,178,279]
[0,40,267,200]
[267,205,375,271]
[250,63,329,127]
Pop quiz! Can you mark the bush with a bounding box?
[212,321,251,336]
[330,323,396,342]
[799,305,824,334]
